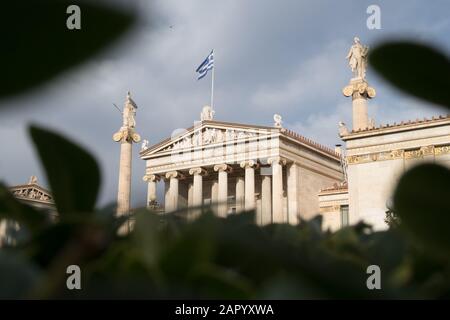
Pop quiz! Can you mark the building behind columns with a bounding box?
[140,107,343,225]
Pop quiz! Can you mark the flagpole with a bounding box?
[211,49,214,109]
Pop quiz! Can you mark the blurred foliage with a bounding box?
[0,0,136,101]
[369,41,450,109]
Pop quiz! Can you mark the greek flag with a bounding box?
[196,50,214,80]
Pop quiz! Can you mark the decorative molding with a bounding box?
[189,167,208,176]
[213,164,232,173]
[142,174,160,182]
[240,160,259,169]
[267,156,287,166]
[347,144,450,165]
[165,171,185,180]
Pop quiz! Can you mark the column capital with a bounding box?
[143,174,160,182]
[267,156,287,166]
[165,171,185,180]
[240,160,259,169]
[214,164,233,173]
[189,167,208,176]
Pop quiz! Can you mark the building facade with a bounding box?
[0,176,56,246]
[140,113,343,225]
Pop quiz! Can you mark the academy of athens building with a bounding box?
[140,117,343,225]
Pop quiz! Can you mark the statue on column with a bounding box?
[123,91,137,128]
[346,37,369,79]
[113,91,141,143]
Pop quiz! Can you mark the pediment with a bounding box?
[140,120,278,158]
[9,184,54,204]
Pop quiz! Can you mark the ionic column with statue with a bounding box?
[343,37,376,132]
[112,91,141,233]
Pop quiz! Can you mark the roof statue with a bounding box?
[346,37,369,79]
[200,105,215,121]
[273,114,283,128]
[28,175,38,185]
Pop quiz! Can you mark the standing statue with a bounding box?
[200,105,215,121]
[123,91,137,128]
[346,37,369,79]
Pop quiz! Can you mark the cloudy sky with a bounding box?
[1,0,449,208]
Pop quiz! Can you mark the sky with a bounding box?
[0,0,449,208]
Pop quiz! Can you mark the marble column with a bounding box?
[268,157,286,223]
[165,171,184,212]
[287,162,299,224]
[189,167,207,207]
[214,164,232,217]
[261,175,272,225]
[187,182,194,207]
[143,174,160,209]
[235,177,245,213]
[240,160,258,211]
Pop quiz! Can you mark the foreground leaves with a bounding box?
[369,41,450,108]
[393,163,450,255]
[29,125,101,216]
[0,0,136,101]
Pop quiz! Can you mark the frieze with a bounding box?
[347,144,450,165]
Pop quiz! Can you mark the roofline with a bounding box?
[341,114,450,141]
[140,120,340,161]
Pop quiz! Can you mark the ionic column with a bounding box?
[214,164,232,217]
[143,174,160,209]
[268,157,286,223]
[235,177,245,213]
[165,171,184,212]
[189,167,207,207]
[187,183,194,207]
[261,175,272,225]
[240,160,258,211]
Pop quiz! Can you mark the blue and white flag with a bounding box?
[196,50,214,80]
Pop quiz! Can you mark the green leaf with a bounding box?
[0,252,41,299]
[0,0,136,100]
[393,163,450,254]
[29,125,101,216]
[369,41,450,108]
[0,182,50,233]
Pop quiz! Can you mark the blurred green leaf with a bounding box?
[0,0,136,100]
[393,163,450,254]
[0,252,40,299]
[369,41,450,108]
[29,125,101,216]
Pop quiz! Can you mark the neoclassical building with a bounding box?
[140,114,343,225]
[0,176,56,246]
